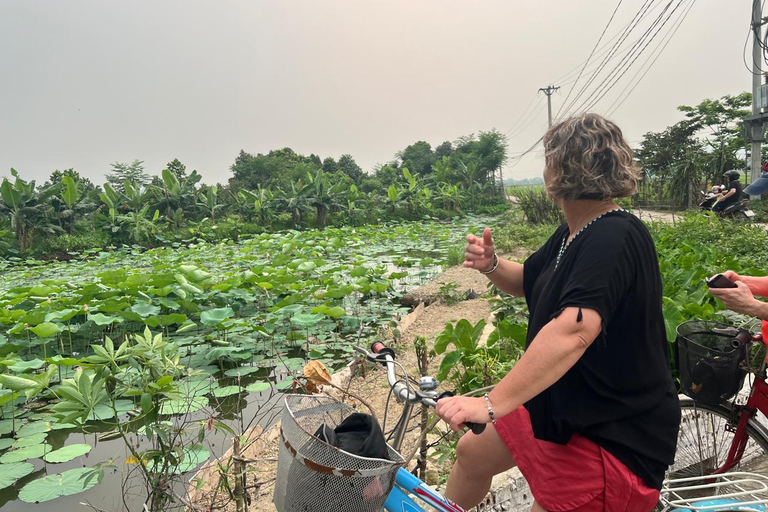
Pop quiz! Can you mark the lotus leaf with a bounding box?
[0,375,38,392]
[18,467,98,503]
[87,313,122,326]
[159,396,208,415]
[245,381,270,393]
[12,433,47,448]
[0,443,48,463]
[290,313,323,328]
[131,303,161,318]
[43,443,91,463]
[8,358,45,373]
[200,307,234,326]
[178,379,219,397]
[16,421,52,437]
[0,439,13,451]
[0,420,13,435]
[0,461,34,489]
[88,399,133,421]
[175,321,197,334]
[29,323,61,338]
[44,308,79,323]
[223,366,261,378]
[211,385,242,398]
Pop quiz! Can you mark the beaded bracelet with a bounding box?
[483,393,497,424]
[479,253,499,275]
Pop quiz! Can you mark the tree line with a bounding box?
[0,130,509,258]
[634,91,762,209]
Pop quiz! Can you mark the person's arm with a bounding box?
[719,188,736,200]
[436,307,601,429]
[464,228,525,297]
[710,271,768,318]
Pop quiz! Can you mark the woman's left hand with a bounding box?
[436,395,489,431]
[710,281,760,316]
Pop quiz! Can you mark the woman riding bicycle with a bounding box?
[437,113,681,512]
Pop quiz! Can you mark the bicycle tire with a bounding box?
[669,399,768,478]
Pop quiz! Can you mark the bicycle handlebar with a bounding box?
[356,342,486,435]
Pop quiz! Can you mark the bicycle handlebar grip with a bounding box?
[466,422,486,435]
[370,341,395,360]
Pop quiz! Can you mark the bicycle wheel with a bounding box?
[670,399,768,478]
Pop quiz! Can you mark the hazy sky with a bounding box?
[0,1,754,185]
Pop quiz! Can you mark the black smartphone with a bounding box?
[706,274,738,289]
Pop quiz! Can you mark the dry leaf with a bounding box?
[303,360,332,394]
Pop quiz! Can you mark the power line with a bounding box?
[504,93,541,137]
[557,0,659,118]
[569,0,684,116]
[556,0,625,120]
[507,96,547,140]
[605,0,698,117]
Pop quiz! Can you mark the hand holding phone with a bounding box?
[706,274,738,289]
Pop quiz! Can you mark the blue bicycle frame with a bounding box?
[383,467,467,512]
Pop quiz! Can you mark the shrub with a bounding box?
[516,188,564,225]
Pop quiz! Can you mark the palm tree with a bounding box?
[304,170,346,229]
[0,169,62,251]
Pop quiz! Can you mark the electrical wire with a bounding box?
[557,0,659,118]
[504,93,541,137]
[557,0,625,120]
[606,0,698,117]
[507,97,547,141]
[570,0,686,116]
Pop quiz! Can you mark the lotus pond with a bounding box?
[0,217,493,511]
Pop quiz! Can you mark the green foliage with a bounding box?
[436,282,463,306]
[515,187,564,225]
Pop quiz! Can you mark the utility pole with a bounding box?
[539,85,560,127]
[745,0,768,194]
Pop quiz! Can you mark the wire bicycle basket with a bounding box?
[676,320,749,406]
[273,394,404,512]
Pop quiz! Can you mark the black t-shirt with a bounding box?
[521,210,680,490]
[722,179,743,205]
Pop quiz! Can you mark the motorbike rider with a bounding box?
[712,170,743,213]
[699,185,723,211]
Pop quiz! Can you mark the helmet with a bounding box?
[723,170,741,181]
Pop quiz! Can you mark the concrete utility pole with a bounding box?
[745,0,768,194]
[539,85,560,127]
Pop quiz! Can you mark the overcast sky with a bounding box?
[0,0,753,185]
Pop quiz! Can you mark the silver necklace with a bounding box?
[554,208,627,269]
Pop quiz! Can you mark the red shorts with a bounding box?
[494,406,660,512]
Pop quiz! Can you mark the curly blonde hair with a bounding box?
[543,113,640,200]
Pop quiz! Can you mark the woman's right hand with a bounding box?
[464,228,495,272]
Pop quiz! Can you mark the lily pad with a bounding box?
[223,366,262,378]
[88,400,134,421]
[211,386,242,398]
[245,381,270,393]
[0,461,35,489]
[0,443,48,463]
[13,433,47,448]
[0,439,14,451]
[16,421,52,437]
[159,396,208,415]
[18,467,98,503]
[0,420,14,435]
[200,307,234,326]
[43,443,91,463]
[29,322,61,338]
[8,359,46,373]
[178,379,218,398]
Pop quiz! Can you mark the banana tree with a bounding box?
[0,169,62,251]
[51,175,82,234]
[304,169,346,229]
[275,181,311,228]
[238,186,276,227]
[155,169,201,226]
[197,185,225,223]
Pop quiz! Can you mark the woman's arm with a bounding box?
[464,228,525,297]
[709,272,768,320]
[436,307,601,429]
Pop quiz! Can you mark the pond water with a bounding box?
[0,217,493,510]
